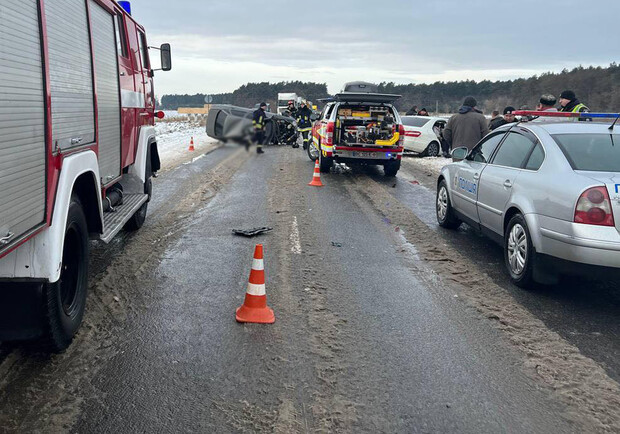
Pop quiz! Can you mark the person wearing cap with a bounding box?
[537,94,558,112]
[286,100,298,119]
[296,101,313,150]
[252,102,267,154]
[443,96,489,152]
[489,106,517,130]
[559,90,589,114]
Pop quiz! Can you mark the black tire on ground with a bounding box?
[41,195,89,352]
[125,178,151,231]
[504,213,536,288]
[319,150,333,173]
[424,141,440,157]
[436,179,461,229]
[384,160,401,177]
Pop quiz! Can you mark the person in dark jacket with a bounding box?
[286,100,298,119]
[443,96,489,152]
[252,102,267,154]
[296,101,313,150]
[559,90,589,114]
[489,106,516,130]
[405,105,418,116]
[417,108,429,116]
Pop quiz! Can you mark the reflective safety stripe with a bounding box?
[246,282,266,296]
[571,103,588,113]
[252,258,264,270]
[299,127,312,132]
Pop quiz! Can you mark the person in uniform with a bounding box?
[252,102,267,154]
[296,101,313,150]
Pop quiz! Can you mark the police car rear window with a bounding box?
[552,134,620,172]
[402,117,430,127]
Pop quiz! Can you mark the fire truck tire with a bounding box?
[384,160,401,177]
[319,151,332,173]
[42,195,89,352]
[126,178,151,231]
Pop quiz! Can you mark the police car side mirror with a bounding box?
[160,43,172,71]
[451,147,468,162]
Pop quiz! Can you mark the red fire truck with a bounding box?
[0,0,171,350]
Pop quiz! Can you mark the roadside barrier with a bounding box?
[189,136,195,151]
[236,244,275,324]
[308,159,324,187]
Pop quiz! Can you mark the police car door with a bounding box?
[477,129,536,236]
[452,132,506,224]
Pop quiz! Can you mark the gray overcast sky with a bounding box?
[130,0,619,96]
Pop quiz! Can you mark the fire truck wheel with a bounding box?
[319,151,333,173]
[42,195,89,352]
[384,160,401,177]
[126,179,151,231]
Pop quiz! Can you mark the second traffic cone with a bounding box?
[236,244,275,324]
[189,136,195,151]
[308,158,323,187]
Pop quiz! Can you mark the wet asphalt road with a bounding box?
[392,157,620,383]
[0,145,618,432]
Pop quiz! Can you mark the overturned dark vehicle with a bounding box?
[206,104,299,146]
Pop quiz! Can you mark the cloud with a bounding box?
[133,0,620,95]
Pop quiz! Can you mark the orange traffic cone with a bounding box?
[308,159,324,187]
[189,136,195,151]
[236,244,275,324]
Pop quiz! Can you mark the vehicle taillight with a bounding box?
[574,186,615,226]
[326,122,334,145]
[398,124,405,146]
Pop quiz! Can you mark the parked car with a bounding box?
[436,118,620,287]
[401,115,446,157]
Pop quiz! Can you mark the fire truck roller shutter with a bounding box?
[0,0,47,250]
[89,0,121,185]
[44,0,95,150]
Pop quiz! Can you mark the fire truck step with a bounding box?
[100,193,149,243]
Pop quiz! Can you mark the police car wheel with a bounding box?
[436,180,461,229]
[504,214,535,288]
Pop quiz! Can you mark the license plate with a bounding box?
[353,152,374,158]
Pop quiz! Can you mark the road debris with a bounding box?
[232,227,273,237]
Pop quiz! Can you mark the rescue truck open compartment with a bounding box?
[335,105,398,146]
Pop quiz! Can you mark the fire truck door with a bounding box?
[0,0,46,251]
[114,11,138,169]
[136,29,154,124]
[89,0,121,185]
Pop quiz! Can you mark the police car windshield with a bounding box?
[553,134,620,172]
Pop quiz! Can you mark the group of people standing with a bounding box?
[251,100,313,154]
[425,89,589,157]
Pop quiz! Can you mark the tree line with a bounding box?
[160,64,620,113]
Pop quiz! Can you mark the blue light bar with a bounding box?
[118,1,131,15]
[514,110,620,119]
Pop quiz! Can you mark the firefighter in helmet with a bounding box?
[252,102,267,154]
[296,101,313,150]
[287,100,298,118]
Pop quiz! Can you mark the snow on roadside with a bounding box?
[401,155,452,177]
[155,120,219,171]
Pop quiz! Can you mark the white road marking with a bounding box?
[290,216,302,255]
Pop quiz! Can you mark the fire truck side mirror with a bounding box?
[160,43,172,71]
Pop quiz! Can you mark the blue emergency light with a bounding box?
[118,1,131,15]
[514,110,620,119]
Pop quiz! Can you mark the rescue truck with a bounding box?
[311,82,404,176]
[0,0,171,350]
